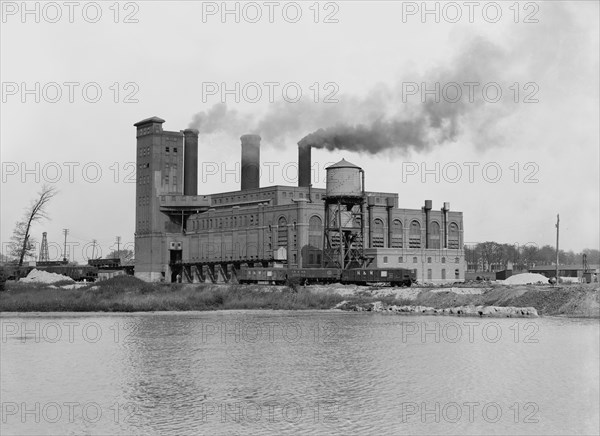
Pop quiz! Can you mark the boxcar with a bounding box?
[341,268,415,287]
[287,268,341,284]
[238,267,288,284]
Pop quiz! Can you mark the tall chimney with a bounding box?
[298,143,311,187]
[424,200,432,249]
[183,129,199,196]
[241,134,261,190]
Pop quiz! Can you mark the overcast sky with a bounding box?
[1,1,598,263]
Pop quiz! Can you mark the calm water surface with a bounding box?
[1,311,598,435]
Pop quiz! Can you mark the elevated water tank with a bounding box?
[325,159,362,197]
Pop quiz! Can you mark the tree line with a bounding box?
[464,242,600,272]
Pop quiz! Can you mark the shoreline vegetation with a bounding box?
[0,276,598,318]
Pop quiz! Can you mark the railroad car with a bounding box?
[287,268,341,284]
[237,266,415,287]
[0,264,98,282]
[341,268,416,287]
[237,267,288,285]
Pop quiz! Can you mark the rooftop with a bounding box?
[327,158,361,169]
[134,116,166,127]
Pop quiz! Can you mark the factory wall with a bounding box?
[364,248,466,283]
[133,116,466,284]
[184,197,324,268]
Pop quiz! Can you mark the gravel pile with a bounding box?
[500,273,549,285]
[21,269,74,284]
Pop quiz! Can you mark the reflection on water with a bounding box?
[1,311,598,435]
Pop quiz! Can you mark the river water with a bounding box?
[1,311,598,435]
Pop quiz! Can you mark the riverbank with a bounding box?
[0,276,598,317]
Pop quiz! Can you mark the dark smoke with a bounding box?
[297,35,506,152]
[297,118,432,154]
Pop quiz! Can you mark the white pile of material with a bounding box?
[21,269,74,284]
[429,287,485,295]
[60,283,88,289]
[500,273,548,285]
[560,276,581,284]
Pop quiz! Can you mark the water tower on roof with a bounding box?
[322,159,366,269]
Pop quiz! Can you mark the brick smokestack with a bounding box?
[183,129,199,196]
[241,134,261,190]
[298,143,311,187]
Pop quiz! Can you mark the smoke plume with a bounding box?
[189,3,578,155]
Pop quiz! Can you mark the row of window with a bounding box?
[372,219,460,249]
[213,191,274,204]
[165,146,178,153]
[372,219,460,235]
[382,256,461,264]
[428,269,460,280]
[190,215,260,230]
[210,191,328,205]
[282,192,325,200]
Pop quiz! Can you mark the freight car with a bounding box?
[341,268,415,287]
[237,267,416,286]
[237,267,288,284]
[0,264,98,282]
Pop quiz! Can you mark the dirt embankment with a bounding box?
[310,283,600,318]
[1,277,597,317]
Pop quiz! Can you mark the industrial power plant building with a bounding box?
[134,117,466,283]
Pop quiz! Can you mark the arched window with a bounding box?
[409,220,421,248]
[372,218,384,248]
[309,215,322,231]
[308,215,322,248]
[277,216,287,247]
[391,219,403,248]
[429,221,440,249]
[449,222,460,249]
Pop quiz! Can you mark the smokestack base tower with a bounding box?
[183,128,199,196]
[298,143,312,187]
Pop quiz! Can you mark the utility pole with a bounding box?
[555,214,560,284]
[91,239,97,260]
[62,228,69,262]
[116,236,121,261]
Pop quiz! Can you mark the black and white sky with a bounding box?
[1,1,598,262]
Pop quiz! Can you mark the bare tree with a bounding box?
[9,185,58,266]
[106,249,134,264]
